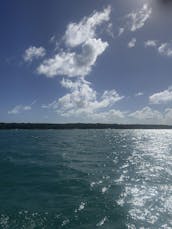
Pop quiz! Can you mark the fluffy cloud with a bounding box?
[8,105,31,114]
[158,43,172,57]
[129,106,163,123]
[24,46,46,62]
[149,88,172,104]
[128,4,152,32]
[145,40,157,47]
[42,78,124,118]
[128,38,136,48]
[37,38,108,77]
[64,6,111,48]
[37,7,111,78]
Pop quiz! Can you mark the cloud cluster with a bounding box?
[42,78,124,118]
[37,6,127,122]
[22,4,172,125]
[127,4,152,32]
[37,7,111,78]
[24,46,46,62]
[129,106,172,124]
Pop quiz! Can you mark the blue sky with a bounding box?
[1,0,172,124]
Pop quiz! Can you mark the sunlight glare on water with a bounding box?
[113,130,172,229]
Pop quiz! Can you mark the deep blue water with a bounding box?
[0,129,172,229]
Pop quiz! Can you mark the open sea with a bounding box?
[0,129,172,229]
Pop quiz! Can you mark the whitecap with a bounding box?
[102,187,108,194]
[75,202,86,213]
[96,216,107,227]
[61,219,70,227]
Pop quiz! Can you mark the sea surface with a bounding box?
[0,129,172,229]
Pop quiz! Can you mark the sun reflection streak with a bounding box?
[114,130,172,228]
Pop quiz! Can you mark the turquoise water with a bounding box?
[0,129,172,229]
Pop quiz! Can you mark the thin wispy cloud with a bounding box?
[8,105,31,115]
[127,4,152,32]
[135,92,144,97]
[118,27,125,36]
[8,100,36,115]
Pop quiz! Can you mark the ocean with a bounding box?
[0,129,171,229]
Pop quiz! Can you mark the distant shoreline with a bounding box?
[0,123,172,129]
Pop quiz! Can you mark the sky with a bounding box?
[1,0,172,124]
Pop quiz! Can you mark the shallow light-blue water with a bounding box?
[0,129,172,229]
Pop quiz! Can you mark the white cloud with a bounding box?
[128,4,152,32]
[8,100,36,115]
[158,43,172,57]
[135,92,144,96]
[49,35,56,43]
[24,46,46,62]
[37,7,111,78]
[41,101,58,109]
[8,105,32,114]
[86,109,125,123]
[145,40,172,58]
[145,40,157,47]
[64,6,111,48]
[164,108,172,124]
[128,38,136,48]
[37,6,125,123]
[149,88,172,104]
[118,27,124,36]
[42,78,124,119]
[129,106,163,123]
[37,38,108,77]
[128,106,172,124]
